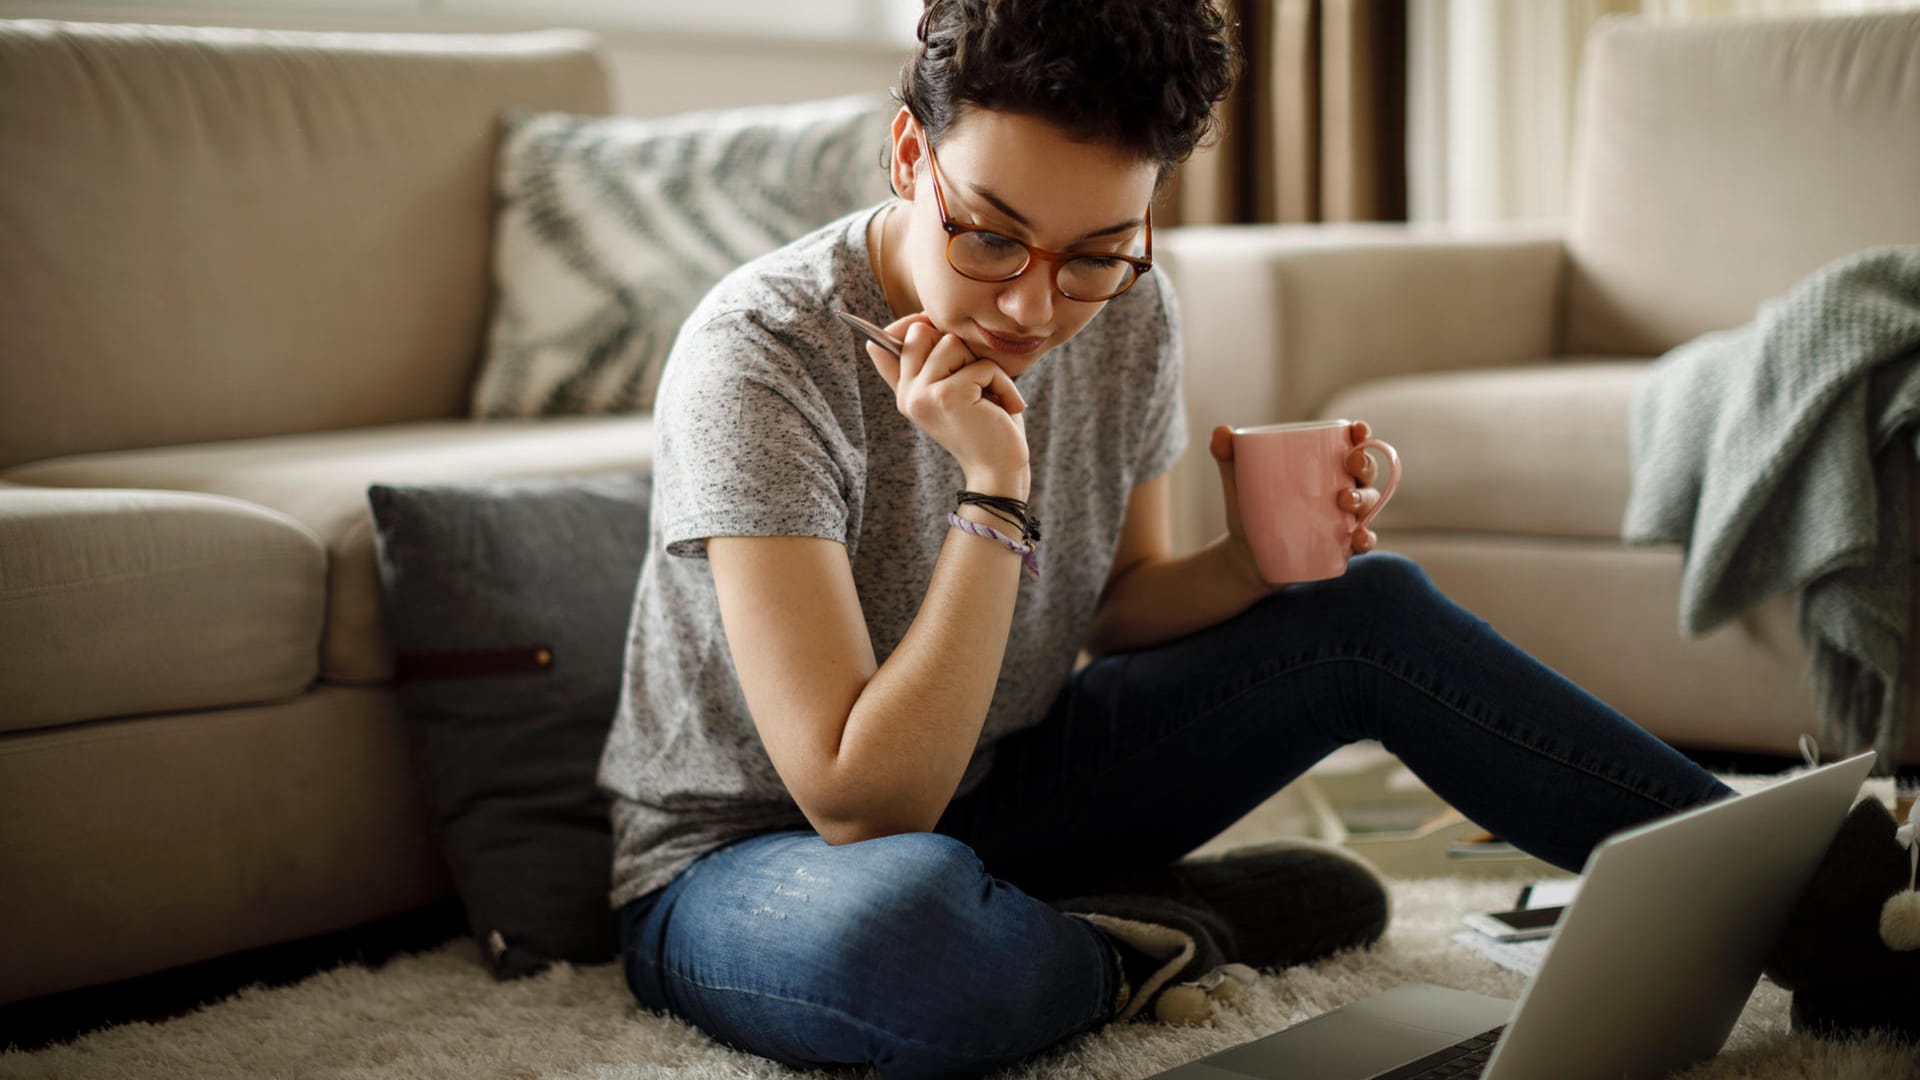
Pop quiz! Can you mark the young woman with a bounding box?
[597,1,1739,1075]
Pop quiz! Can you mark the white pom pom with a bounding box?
[1219,963,1260,990]
[1878,890,1920,951]
[1154,984,1212,1025]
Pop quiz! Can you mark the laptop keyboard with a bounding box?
[1372,1026,1506,1080]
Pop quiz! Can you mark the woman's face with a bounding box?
[887,107,1159,378]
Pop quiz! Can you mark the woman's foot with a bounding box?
[1765,796,1920,1041]
[1056,893,1257,1024]
[1046,840,1391,971]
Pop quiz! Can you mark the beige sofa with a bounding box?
[1160,9,1920,766]
[0,21,646,1005]
[1,9,1915,1009]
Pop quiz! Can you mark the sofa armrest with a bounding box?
[1156,222,1567,554]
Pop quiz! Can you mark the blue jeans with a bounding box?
[619,553,1732,1078]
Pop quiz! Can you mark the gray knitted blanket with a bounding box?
[1622,246,1920,766]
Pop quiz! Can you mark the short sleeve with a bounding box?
[1130,277,1190,484]
[652,311,854,559]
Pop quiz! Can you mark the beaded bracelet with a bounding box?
[947,511,1041,581]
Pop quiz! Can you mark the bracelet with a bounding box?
[947,511,1041,581]
[955,490,1042,544]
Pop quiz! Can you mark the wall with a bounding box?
[0,2,913,116]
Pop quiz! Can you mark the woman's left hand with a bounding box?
[1338,420,1384,553]
[1209,420,1384,588]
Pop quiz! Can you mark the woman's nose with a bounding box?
[997,262,1054,327]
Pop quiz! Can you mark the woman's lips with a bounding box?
[978,325,1046,355]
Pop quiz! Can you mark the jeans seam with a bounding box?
[1282,653,1704,810]
[1296,652,1700,816]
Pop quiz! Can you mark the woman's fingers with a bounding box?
[918,331,979,387]
[1346,444,1378,487]
[1343,486,1382,554]
[896,321,938,386]
[1340,487,1383,516]
[1211,425,1246,538]
[883,313,925,337]
[869,312,1029,480]
[938,355,1021,409]
[877,310,1021,420]
[1345,420,1377,485]
[979,362,1026,414]
[1210,424,1235,464]
[865,340,901,390]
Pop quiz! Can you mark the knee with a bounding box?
[719,834,981,1008]
[1244,550,1439,622]
[1319,551,1452,619]
[1342,550,1433,597]
[1231,552,1466,657]
[843,832,988,920]
[800,833,994,965]
[840,831,1096,981]
[807,835,1104,1067]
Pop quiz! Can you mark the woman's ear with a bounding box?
[888,106,922,201]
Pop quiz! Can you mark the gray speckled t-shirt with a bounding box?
[597,205,1188,907]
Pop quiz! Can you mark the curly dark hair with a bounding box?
[896,0,1239,175]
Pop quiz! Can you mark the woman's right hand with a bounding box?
[866,313,1031,493]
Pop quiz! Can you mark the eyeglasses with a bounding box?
[921,134,1153,303]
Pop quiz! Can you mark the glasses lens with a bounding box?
[946,228,1142,301]
[1058,256,1136,301]
[948,230,1029,281]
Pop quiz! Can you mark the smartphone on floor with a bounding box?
[1462,905,1565,942]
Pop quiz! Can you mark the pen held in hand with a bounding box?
[835,308,1016,411]
[834,309,905,357]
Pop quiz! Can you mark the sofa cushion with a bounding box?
[0,486,325,732]
[1565,11,1920,356]
[0,21,613,472]
[367,474,651,978]
[1,417,653,683]
[1320,360,1649,540]
[471,94,894,419]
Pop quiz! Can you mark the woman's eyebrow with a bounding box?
[968,183,1142,243]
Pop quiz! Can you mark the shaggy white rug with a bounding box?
[6,877,1915,1080]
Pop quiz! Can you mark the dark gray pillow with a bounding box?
[366,473,651,979]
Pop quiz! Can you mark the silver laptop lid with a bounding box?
[1484,751,1875,1080]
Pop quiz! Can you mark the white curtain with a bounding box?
[1407,0,1920,226]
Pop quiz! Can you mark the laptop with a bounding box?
[1148,751,1876,1080]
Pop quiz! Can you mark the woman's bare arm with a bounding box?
[709,511,1025,844]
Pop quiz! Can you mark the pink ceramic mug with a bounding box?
[1231,419,1402,584]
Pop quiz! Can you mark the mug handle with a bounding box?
[1353,438,1401,532]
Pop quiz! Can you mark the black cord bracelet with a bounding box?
[955,491,1041,544]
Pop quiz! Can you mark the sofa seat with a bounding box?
[1330,359,1920,551]
[0,486,325,732]
[1321,359,1649,539]
[2,416,655,684]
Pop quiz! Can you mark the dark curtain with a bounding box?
[1166,0,1408,226]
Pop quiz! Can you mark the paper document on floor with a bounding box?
[1451,931,1551,978]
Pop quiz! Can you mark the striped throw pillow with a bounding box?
[473,95,895,418]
